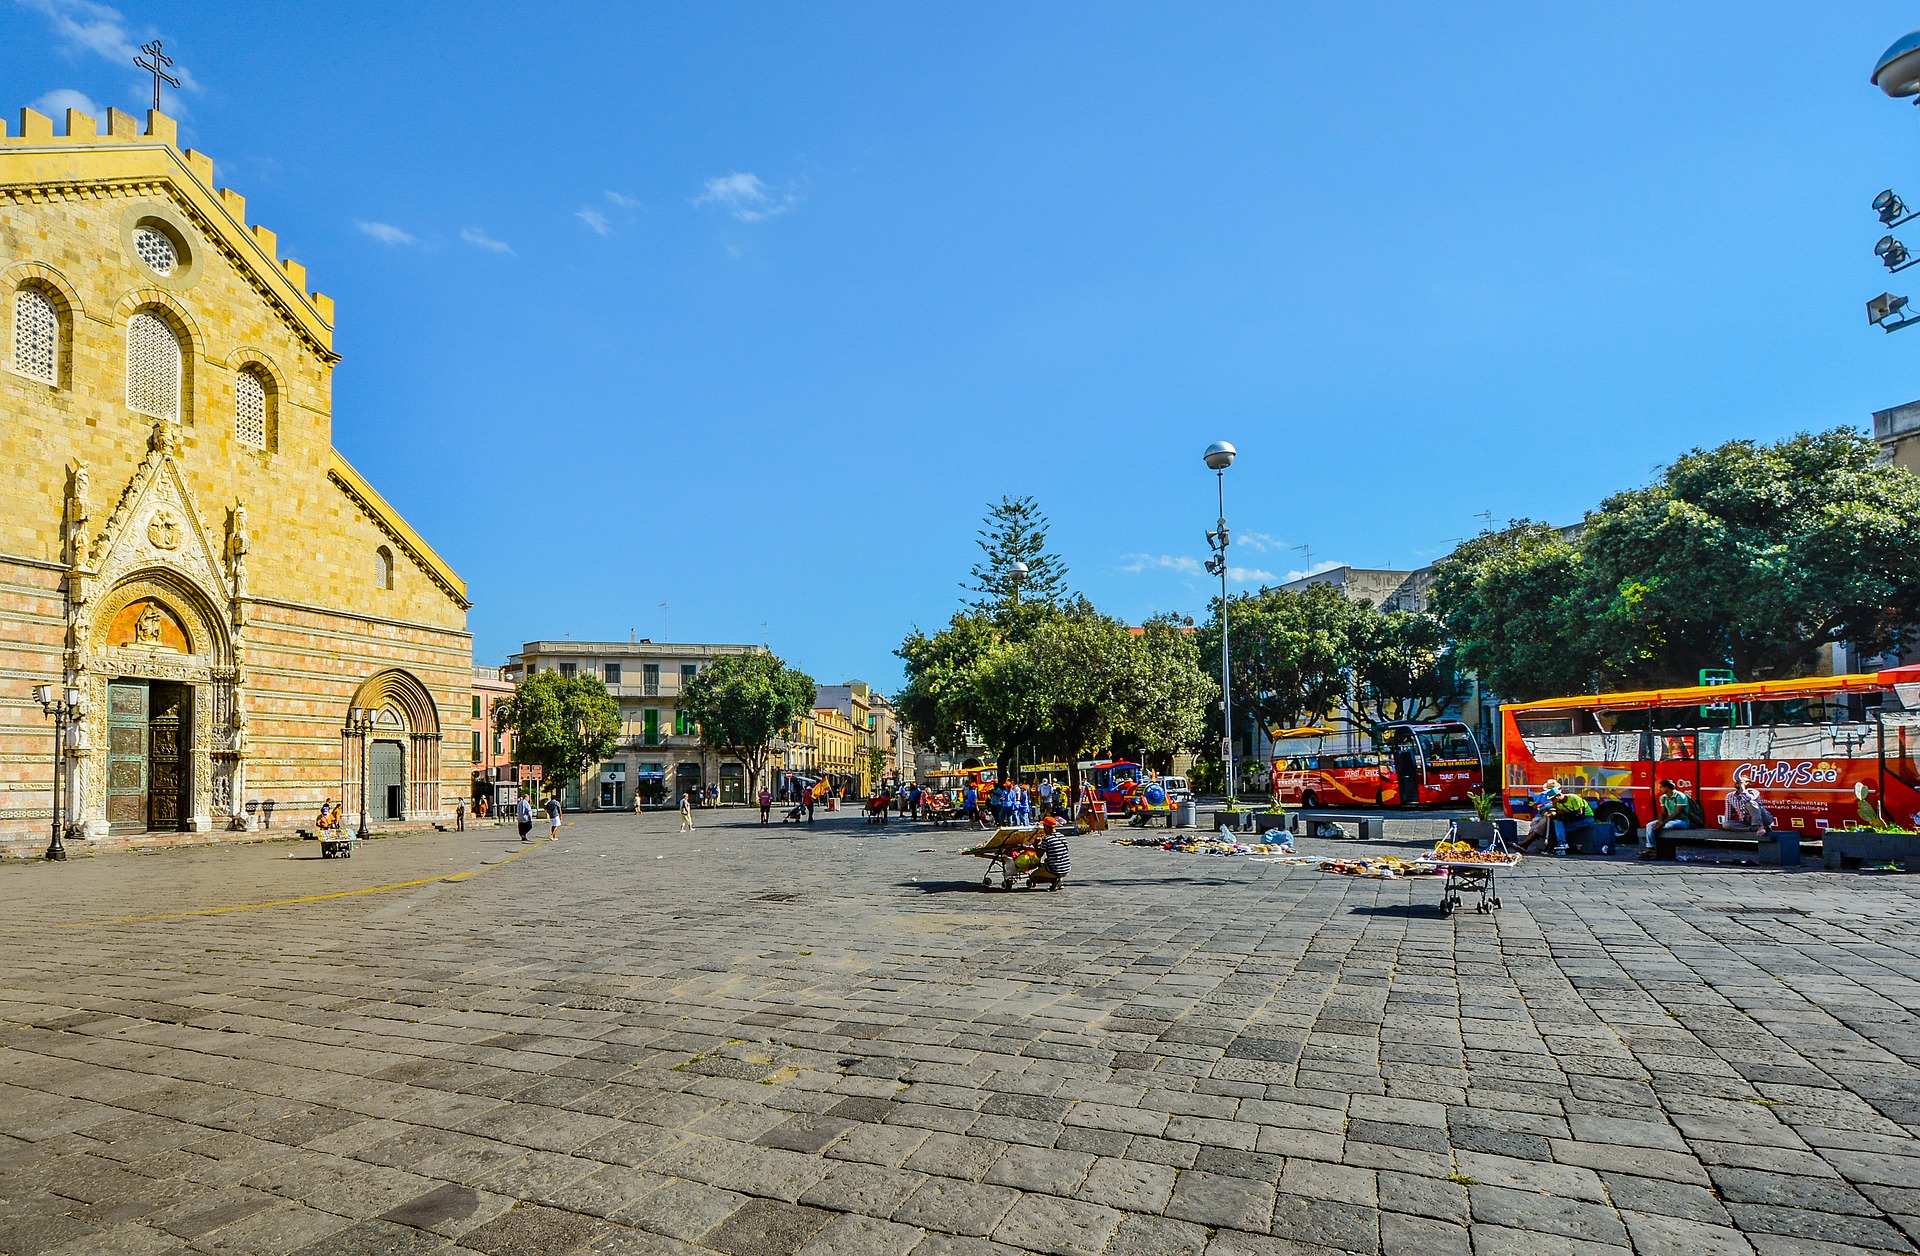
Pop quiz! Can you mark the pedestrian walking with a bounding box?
[456,799,466,831]
[545,794,562,840]
[759,787,773,824]
[805,788,816,824]
[516,795,534,842]
[680,793,695,831]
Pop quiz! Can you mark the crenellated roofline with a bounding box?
[0,106,337,361]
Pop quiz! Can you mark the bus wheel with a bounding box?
[1303,791,1319,808]
[1597,807,1634,844]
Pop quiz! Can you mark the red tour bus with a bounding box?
[1271,721,1485,808]
[1501,666,1920,843]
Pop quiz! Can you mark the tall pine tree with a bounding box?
[966,495,1069,613]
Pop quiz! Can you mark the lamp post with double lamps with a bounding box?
[33,683,84,861]
[1203,441,1237,805]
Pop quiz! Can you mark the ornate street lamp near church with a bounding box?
[32,683,84,862]
[346,709,373,839]
[1203,441,1238,805]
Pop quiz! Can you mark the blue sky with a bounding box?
[8,2,1920,690]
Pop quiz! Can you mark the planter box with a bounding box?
[1209,810,1255,833]
[1823,829,1920,871]
[1255,811,1289,834]
[1451,819,1500,845]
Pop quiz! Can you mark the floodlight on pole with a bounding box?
[1870,291,1919,332]
[1877,189,1916,228]
[1878,235,1918,272]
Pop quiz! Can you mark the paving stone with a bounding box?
[1620,1210,1759,1256]
[1075,1156,1176,1214]
[701,1198,834,1256]
[799,1161,928,1217]
[1266,1191,1379,1253]
[795,1212,925,1256]
[891,1177,1020,1237]
[616,1179,751,1240]
[1468,1184,1630,1246]
[285,1219,452,1255]
[1163,1169,1273,1232]
[1378,1212,1469,1256]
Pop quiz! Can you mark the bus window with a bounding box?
[1415,728,1481,766]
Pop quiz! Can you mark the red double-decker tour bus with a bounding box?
[1501,666,1920,843]
[1270,721,1485,808]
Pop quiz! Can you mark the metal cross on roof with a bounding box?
[134,40,180,110]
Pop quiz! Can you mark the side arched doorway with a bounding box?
[342,670,442,827]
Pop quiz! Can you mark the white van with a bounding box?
[1162,775,1193,803]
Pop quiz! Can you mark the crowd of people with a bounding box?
[1514,776,1775,858]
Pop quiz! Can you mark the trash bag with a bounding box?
[1261,828,1294,850]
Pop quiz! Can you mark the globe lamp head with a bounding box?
[1873,29,1920,97]
[1203,441,1237,471]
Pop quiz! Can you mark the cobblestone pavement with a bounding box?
[2,810,1919,1256]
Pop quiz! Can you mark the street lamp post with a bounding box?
[1203,442,1237,805]
[33,683,84,862]
[1006,559,1030,785]
[347,709,372,839]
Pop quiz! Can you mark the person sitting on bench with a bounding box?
[1643,779,1694,843]
[1517,780,1562,853]
[1722,785,1773,836]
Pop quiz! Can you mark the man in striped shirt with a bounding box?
[1030,815,1071,887]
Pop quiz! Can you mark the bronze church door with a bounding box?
[106,679,191,833]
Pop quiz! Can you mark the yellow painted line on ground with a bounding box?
[42,840,548,929]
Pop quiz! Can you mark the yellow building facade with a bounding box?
[0,106,471,855]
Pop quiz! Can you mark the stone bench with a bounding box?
[1293,811,1383,841]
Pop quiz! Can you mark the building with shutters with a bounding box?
[505,639,766,809]
[0,105,471,855]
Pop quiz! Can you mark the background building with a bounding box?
[507,639,762,809]
[470,665,519,811]
[0,106,470,855]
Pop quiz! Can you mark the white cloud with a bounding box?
[1121,554,1204,576]
[355,220,416,246]
[576,208,612,236]
[460,227,514,255]
[1237,530,1285,554]
[23,0,201,91]
[1282,561,1344,583]
[30,88,101,119]
[692,171,799,222]
[605,190,641,209]
[1122,553,1273,585]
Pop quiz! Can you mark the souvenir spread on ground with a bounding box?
[1105,833,1526,878]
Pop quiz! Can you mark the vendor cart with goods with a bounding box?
[962,825,1047,890]
[1419,836,1519,914]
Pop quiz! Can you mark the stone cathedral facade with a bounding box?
[0,105,471,856]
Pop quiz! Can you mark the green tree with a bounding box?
[1198,583,1359,737]
[1578,429,1920,684]
[493,670,621,798]
[1123,614,1218,768]
[866,745,891,792]
[895,612,1003,757]
[1342,605,1466,733]
[679,651,817,803]
[1023,610,1137,806]
[967,495,1070,617]
[1429,521,1591,701]
[1434,431,1920,697]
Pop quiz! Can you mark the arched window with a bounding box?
[375,545,394,590]
[234,367,270,451]
[12,287,58,385]
[126,310,181,420]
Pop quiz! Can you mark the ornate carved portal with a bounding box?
[66,427,248,839]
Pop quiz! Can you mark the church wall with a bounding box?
[0,109,472,856]
[0,559,65,835]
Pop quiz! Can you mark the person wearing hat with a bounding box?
[1028,814,1072,887]
[1517,779,1561,853]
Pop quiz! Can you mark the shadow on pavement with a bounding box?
[1347,902,1450,919]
